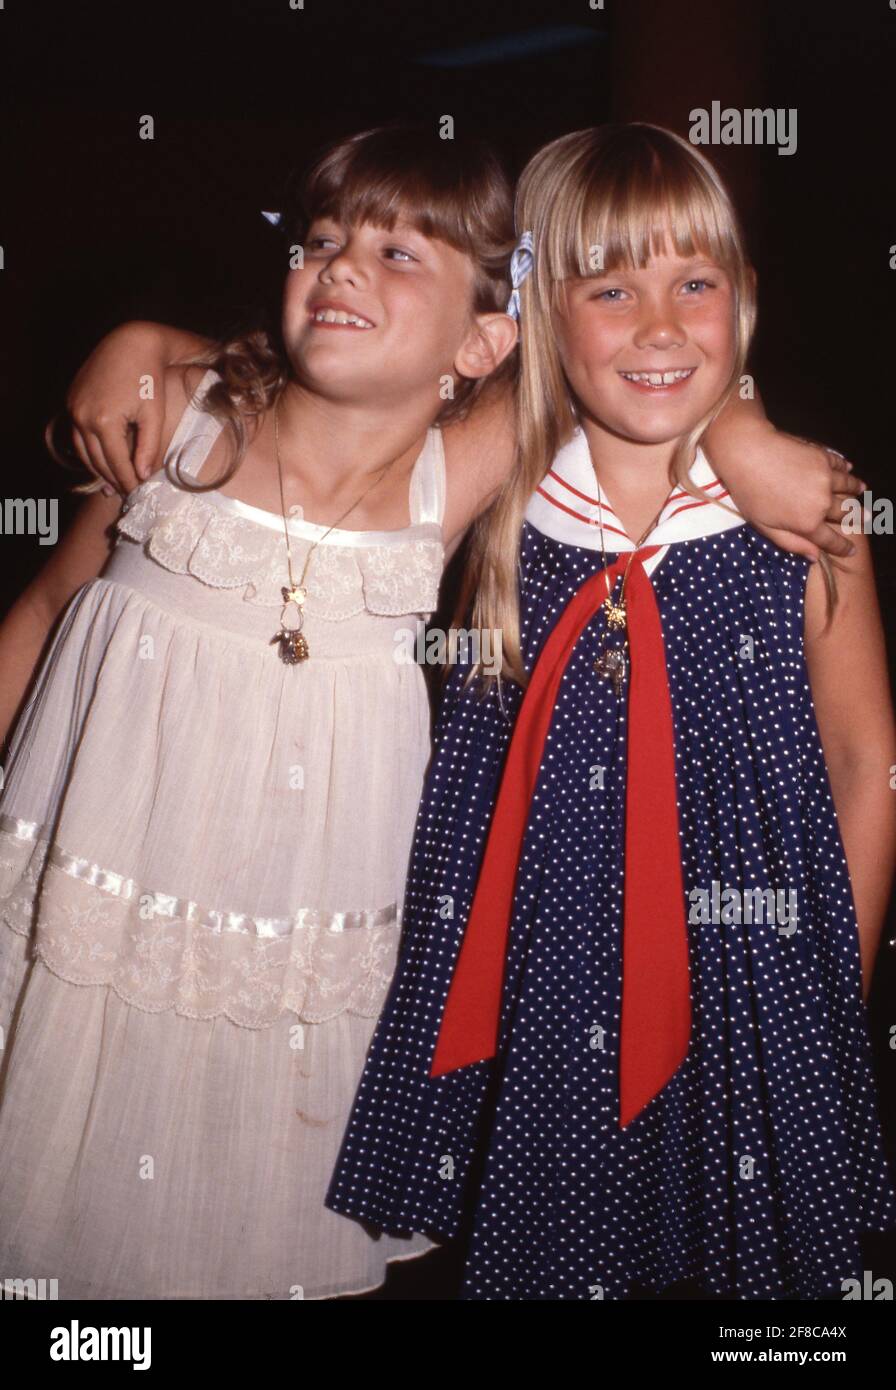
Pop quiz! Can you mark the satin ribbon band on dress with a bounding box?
[428,547,692,1129]
[0,814,398,939]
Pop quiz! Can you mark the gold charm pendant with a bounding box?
[272,586,309,664]
[602,595,627,630]
[594,572,629,693]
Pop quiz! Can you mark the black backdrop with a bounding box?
[1,0,895,1303]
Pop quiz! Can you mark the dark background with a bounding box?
[1,0,895,1300]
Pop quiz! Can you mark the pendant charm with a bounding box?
[272,628,309,663]
[272,593,308,663]
[602,595,627,630]
[593,643,628,696]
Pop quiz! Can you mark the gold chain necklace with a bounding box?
[270,397,396,664]
[591,469,673,695]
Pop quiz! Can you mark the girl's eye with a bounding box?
[682,278,715,293]
[593,287,628,302]
[305,236,416,263]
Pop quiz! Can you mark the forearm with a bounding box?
[826,755,896,999]
[0,592,59,753]
[703,383,770,458]
[110,320,213,368]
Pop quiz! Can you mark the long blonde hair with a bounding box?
[456,123,827,697]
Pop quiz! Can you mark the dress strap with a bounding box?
[408,426,446,528]
[163,367,226,483]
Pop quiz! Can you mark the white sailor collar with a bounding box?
[525,426,746,554]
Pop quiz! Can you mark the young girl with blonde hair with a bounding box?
[325,123,896,1301]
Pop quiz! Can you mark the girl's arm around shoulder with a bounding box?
[804,535,896,998]
[158,362,209,458]
[704,388,866,561]
[441,385,517,562]
[28,361,197,625]
[65,321,214,495]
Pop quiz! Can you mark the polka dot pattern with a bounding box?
[326,520,896,1299]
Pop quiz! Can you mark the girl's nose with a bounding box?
[322,242,368,286]
[633,311,685,350]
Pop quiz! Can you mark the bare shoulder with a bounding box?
[441,385,518,547]
[442,382,516,481]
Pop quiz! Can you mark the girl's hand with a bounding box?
[56,321,210,497]
[708,424,869,562]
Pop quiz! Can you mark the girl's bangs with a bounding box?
[294,137,497,258]
[545,164,741,301]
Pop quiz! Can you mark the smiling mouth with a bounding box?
[619,368,696,389]
[310,308,374,329]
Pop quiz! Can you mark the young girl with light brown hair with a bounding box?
[0,122,522,1299]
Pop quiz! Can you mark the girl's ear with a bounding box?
[455,313,519,380]
[746,262,758,295]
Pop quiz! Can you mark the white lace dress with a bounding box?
[0,369,443,1298]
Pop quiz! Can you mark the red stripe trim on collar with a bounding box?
[546,468,620,516]
[666,480,727,504]
[535,486,631,544]
[665,489,731,520]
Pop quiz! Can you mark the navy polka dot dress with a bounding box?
[325,435,896,1300]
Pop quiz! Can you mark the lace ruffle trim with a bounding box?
[115,477,443,620]
[0,817,401,1030]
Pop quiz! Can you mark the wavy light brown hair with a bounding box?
[456,123,767,695]
[164,121,517,492]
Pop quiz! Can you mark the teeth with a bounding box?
[621,369,694,386]
[312,309,373,328]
